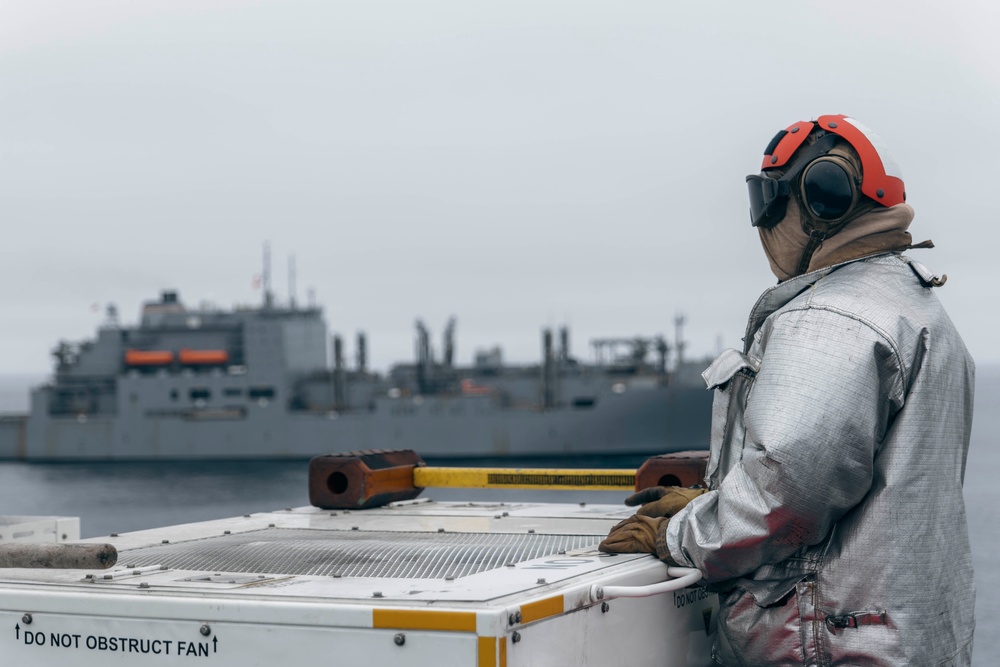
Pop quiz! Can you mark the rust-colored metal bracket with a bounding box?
[308,449,426,510]
[634,450,709,490]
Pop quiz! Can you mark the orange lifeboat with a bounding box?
[460,379,493,395]
[179,349,230,366]
[125,350,174,366]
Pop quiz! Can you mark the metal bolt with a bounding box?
[508,613,517,626]
[126,563,135,568]
[110,533,119,537]
[828,121,838,129]
[791,126,800,134]
[578,502,586,507]
[527,529,535,534]
[505,562,515,568]
[351,526,359,531]
[601,602,610,613]
[331,573,342,578]
[21,613,32,625]
[502,512,509,517]
[445,575,455,581]
[512,631,521,644]
[162,539,169,544]
[223,530,231,535]
[373,591,383,598]
[514,611,522,623]
[394,633,405,646]
[595,587,604,600]
[268,523,276,527]
[877,188,885,198]
[329,512,338,516]
[770,155,778,164]
[437,528,445,533]
[243,514,251,518]
[200,624,211,637]
[139,582,150,589]
[536,578,546,585]
[494,515,502,519]
[284,508,292,512]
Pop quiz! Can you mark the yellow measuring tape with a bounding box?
[412,467,635,491]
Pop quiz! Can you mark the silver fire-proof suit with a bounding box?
[663,253,975,666]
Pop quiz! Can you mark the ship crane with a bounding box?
[590,336,670,373]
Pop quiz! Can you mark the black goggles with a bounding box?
[746,133,842,228]
[746,175,791,228]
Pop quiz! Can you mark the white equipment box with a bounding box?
[0,500,716,666]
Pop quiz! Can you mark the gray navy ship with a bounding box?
[0,289,711,461]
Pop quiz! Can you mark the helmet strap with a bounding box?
[795,229,828,276]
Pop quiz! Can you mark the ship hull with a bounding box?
[15,383,709,461]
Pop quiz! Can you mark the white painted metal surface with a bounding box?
[0,516,80,544]
[0,501,717,666]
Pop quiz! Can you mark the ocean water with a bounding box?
[1,366,998,664]
[963,363,1000,664]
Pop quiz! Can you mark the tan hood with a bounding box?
[758,202,918,282]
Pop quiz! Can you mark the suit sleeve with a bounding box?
[664,306,905,582]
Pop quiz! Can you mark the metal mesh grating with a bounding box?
[120,528,601,579]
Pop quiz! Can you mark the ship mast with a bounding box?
[263,242,274,309]
[673,314,686,367]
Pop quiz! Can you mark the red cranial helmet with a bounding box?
[747,114,905,230]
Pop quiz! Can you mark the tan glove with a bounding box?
[625,486,708,518]
[598,514,665,555]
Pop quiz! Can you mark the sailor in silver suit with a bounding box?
[601,115,975,666]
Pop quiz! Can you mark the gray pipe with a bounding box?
[0,543,118,569]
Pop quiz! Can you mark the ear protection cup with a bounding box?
[798,154,860,224]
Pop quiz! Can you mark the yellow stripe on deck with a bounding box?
[372,609,477,632]
[413,467,635,491]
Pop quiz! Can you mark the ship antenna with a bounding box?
[263,241,273,309]
[443,317,456,368]
[674,313,686,366]
[289,254,297,310]
[105,303,120,329]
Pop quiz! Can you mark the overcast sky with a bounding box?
[2,0,998,376]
